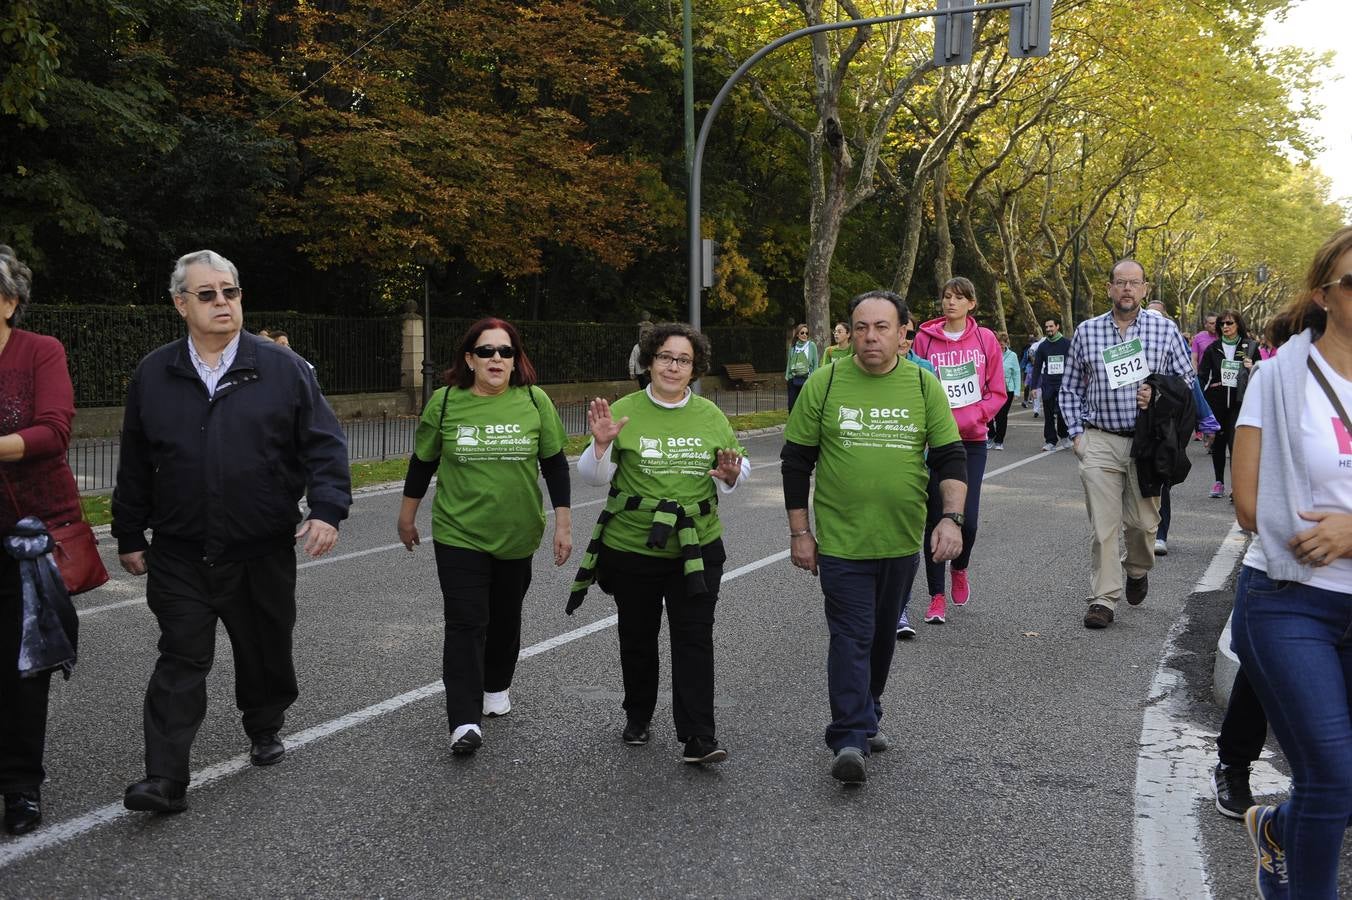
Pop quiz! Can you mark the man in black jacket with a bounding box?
[112,250,352,814]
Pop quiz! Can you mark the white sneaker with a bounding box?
[483,689,512,717]
[1154,539,1168,556]
[1056,437,1072,450]
[1041,442,1056,452]
[993,443,1004,451]
[450,723,482,754]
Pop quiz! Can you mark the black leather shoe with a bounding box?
[3,791,41,835]
[250,734,285,767]
[1126,574,1149,606]
[123,777,187,813]
[622,722,650,746]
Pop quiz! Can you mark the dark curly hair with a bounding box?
[638,322,712,380]
[444,317,538,389]
[0,245,32,326]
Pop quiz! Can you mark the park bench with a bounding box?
[723,362,772,390]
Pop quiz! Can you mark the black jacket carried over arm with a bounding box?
[111,332,352,562]
[1131,373,1197,498]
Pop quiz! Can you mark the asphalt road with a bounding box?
[5,407,1348,898]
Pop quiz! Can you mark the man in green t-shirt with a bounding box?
[781,290,968,785]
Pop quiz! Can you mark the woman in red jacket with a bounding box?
[0,245,82,835]
[910,277,1007,625]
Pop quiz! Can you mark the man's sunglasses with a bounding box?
[1320,273,1352,292]
[471,344,517,359]
[180,287,241,303]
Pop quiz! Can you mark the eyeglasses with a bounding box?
[180,287,241,303]
[1320,273,1352,291]
[1111,279,1146,288]
[1219,320,1237,326]
[654,352,694,369]
[471,344,516,359]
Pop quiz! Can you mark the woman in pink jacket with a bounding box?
[909,277,1007,625]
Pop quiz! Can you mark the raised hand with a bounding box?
[588,397,629,452]
[707,449,744,486]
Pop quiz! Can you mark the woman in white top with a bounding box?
[1230,225,1352,899]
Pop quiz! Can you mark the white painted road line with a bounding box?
[31,440,1059,865]
[0,544,797,868]
[1132,522,1248,900]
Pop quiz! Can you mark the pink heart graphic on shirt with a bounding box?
[1334,417,1352,456]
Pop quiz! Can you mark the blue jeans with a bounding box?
[819,553,920,753]
[1231,565,1352,898]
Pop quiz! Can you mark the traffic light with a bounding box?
[1009,0,1052,58]
[933,0,973,67]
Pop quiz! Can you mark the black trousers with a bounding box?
[1210,395,1241,483]
[991,395,1014,443]
[433,543,533,731]
[0,556,76,793]
[1041,385,1069,444]
[142,545,298,785]
[597,540,725,740]
[1218,667,1269,767]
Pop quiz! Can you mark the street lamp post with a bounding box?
[686,0,1033,331]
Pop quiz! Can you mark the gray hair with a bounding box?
[168,250,240,297]
[0,245,32,326]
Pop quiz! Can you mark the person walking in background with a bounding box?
[572,322,748,765]
[1230,226,1352,898]
[781,289,965,783]
[990,332,1020,451]
[1199,309,1260,499]
[628,321,652,389]
[1192,312,1218,371]
[0,246,83,835]
[910,276,1006,624]
[785,323,819,411]
[822,321,851,364]
[1032,316,1071,451]
[397,318,572,756]
[1059,259,1193,629]
[113,250,351,814]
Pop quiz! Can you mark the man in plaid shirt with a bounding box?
[1059,259,1193,629]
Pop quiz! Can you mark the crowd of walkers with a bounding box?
[1,233,1350,898]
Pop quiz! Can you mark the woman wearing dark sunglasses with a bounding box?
[397,318,572,756]
[571,322,748,765]
[1230,226,1352,898]
[1198,309,1260,498]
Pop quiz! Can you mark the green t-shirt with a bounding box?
[415,384,566,559]
[784,357,960,559]
[592,390,745,558]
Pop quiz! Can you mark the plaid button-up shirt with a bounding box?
[1058,309,1193,436]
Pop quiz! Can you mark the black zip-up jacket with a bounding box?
[1199,336,1261,413]
[112,332,352,562]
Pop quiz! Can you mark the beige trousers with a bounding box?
[1076,429,1160,610]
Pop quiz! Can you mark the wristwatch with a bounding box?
[940,512,966,527]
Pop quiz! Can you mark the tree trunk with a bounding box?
[889,178,927,301]
[995,197,1040,336]
[932,158,954,291]
[954,197,1006,335]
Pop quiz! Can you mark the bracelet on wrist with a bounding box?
[789,528,812,538]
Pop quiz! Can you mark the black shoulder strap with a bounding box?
[1308,356,1352,435]
[437,386,450,431]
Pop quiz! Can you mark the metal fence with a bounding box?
[29,307,793,407]
[68,386,785,494]
[25,307,402,406]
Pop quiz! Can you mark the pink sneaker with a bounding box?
[924,593,946,624]
[1210,481,1225,499]
[951,569,970,606]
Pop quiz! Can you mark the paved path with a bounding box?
[7,409,1347,897]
